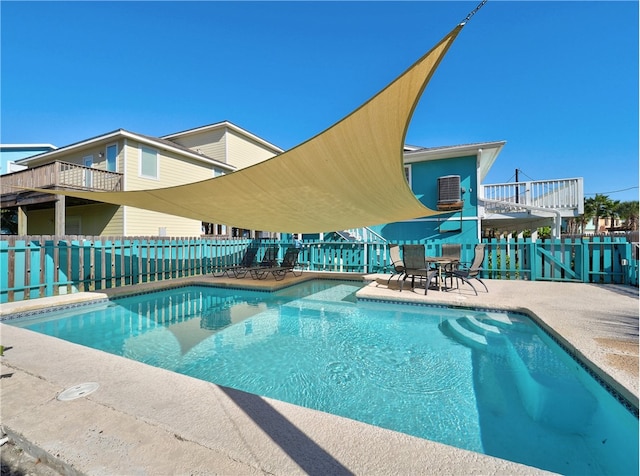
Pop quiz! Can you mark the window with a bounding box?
[83,155,93,187]
[106,144,117,172]
[404,165,412,188]
[140,146,158,179]
[66,216,81,235]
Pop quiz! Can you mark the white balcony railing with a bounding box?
[482,178,583,214]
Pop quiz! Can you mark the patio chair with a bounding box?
[441,243,461,261]
[400,244,439,293]
[251,247,303,280]
[445,244,488,295]
[212,246,258,278]
[234,245,280,278]
[439,243,461,287]
[386,244,405,284]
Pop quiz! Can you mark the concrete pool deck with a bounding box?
[0,274,638,475]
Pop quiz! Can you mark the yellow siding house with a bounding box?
[2,122,283,237]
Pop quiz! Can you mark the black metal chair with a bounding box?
[251,247,302,280]
[387,244,406,284]
[235,245,279,278]
[446,244,488,295]
[440,243,461,288]
[212,246,258,277]
[401,244,438,293]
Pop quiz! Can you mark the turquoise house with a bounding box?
[297,140,506,243]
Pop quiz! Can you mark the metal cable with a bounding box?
[460,0,488,26]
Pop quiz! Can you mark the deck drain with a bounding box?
[57,382,99,401]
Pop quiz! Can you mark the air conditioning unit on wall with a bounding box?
[437,175,464,211]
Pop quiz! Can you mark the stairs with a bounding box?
[441,314,502,350]
[333,227,387,243]
[441,312,597,431]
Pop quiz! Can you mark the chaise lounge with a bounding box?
[212,246,258,278]
[234,246,280,278]
[250,247,303,281]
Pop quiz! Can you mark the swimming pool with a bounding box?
[6,280,638,475]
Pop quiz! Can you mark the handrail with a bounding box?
[481,198,562,238]
[1,160,123,192]
[482,178,583,213]
[336,227,387,243]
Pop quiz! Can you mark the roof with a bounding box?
[403,141,507,181]
[161,120,284,154]
[15,129,235,172]
[1,144,57,151]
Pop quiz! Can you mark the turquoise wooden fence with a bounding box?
[1,235,637,303]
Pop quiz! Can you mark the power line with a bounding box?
[516,169,536,181]
[585,186,639,196]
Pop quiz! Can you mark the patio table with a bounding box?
[422,257,459,293]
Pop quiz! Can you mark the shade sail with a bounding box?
[30,24,464,233]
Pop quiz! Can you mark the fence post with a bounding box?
[44,238,55,297]
[528,238,537,281]
[580,237,590,283]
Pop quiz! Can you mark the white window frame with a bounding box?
[404,164,412,189]
[83,155,93,187]
[139,145,159,179]
[106,143,118,172]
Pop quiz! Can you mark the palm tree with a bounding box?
[584,194,618,233]
[579,197,596,233]
[616,201,639,231]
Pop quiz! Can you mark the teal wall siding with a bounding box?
[374,155,479,242]
[374,218,479,243]
[411,155,477,210]
[295,155,480,242]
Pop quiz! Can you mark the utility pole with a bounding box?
[515,168,519,203]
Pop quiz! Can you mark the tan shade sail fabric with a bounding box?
[32,24,464,233]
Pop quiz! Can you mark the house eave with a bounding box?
[15,130,236,172]
[161,120,285,154]
[403,140,506,181]
[1,143,58,151]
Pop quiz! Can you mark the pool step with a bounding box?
[442,318,488,350]
[442,314,504,350]
[477,311,514,328]
[505,338,597,432]
[464,315,501,335]
[282,284,360,313]
[443,314,598,432]
[443,312,597,432]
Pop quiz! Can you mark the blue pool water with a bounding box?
[7,280,638,475]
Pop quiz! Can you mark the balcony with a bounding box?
[481,178,584,236]
[1,161,123,207]
[482,178,584,216]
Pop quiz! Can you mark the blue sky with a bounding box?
[2,1,638,202]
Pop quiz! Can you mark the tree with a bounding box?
[615,200,639,231]
[583,194,618,232]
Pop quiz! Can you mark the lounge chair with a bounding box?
[386,244,405,284]
[401,244,438,293]
[212,246,258,278]
[445,244,488,295]
[234,245,280,278]
[250,247,302,281]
